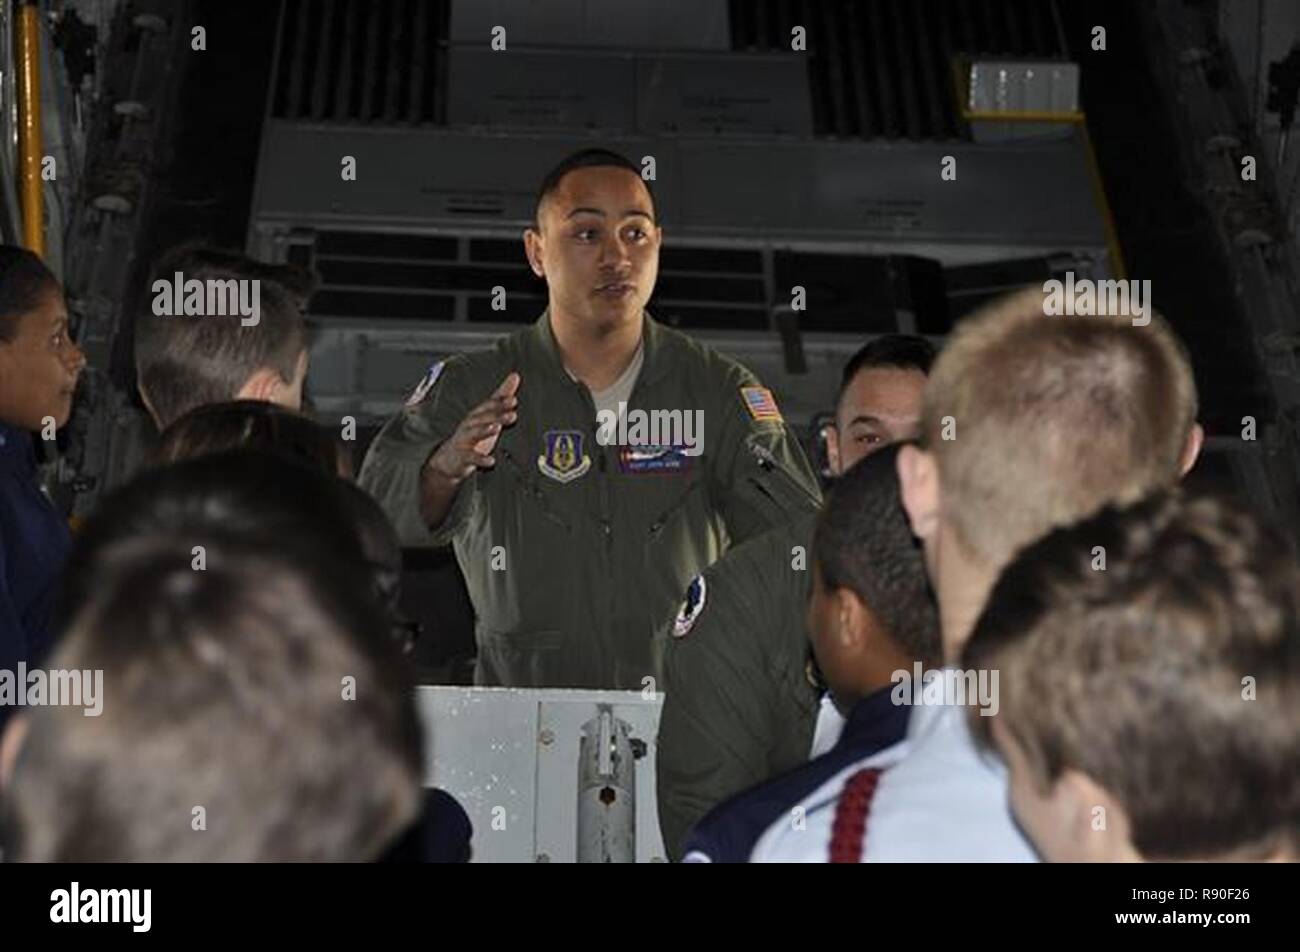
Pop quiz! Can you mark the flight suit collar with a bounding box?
[530,309,672,388]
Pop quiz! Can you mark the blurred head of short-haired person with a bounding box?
[0,247,86,432]
[134,244,316,429]
[897,287,1203,661]
[964,489,1300,863]
[149,409,420,650]
[828,334,935,475]
[807,444,941,716]
[153,399,351,478]
[1,533,422,862]
[57,451,367,629]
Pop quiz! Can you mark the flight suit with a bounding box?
[358,311,821,690]
[653,512,821,859]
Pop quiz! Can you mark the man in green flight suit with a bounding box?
[654,334,934,858]
[358,148,821,689]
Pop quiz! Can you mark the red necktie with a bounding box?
[828,768,883,863]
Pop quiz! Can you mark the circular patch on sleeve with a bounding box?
[672,575,707,638]
[405,360,446,408]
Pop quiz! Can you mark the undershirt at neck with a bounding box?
[568,341,644,419]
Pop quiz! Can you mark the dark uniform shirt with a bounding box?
[0,423,72,731]
[654,512,821,858]
[680,685,908,862]
[358,312,822,689]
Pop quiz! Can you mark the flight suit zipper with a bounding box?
[580,389,614,684]
[499,446,571,531]
[648,477,705,537]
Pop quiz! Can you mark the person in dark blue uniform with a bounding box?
[680,444,940,862]
[0,247,86,732]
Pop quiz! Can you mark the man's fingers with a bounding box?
[466,393,518,423]
[494,371,522,399]
[462,410,516,437]
[462,401,516,431]
[456,420,502,445]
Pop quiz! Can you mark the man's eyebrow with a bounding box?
[846,414,886,428]
[564,207,654,221]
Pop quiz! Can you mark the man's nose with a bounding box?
[599,234,631,270]
[66,341,87,374]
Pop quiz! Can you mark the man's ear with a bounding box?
[825,424,841,477]
[136,376,162,429]
[523,227,545,278]
[831,586,862,651]
[1054,769,1138,862]
[897,444,940,541]
[236,367,282,403]
[1179,422,1204,477]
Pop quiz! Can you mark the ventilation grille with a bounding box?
[305,232,776,329]
[270,0,1066,137]
[300,230,963,335]
[271,0,452,122]
[730,0,1068,140]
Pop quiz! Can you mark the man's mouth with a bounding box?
[595,282,635,297]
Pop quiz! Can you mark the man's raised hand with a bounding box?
[426,372,521,481]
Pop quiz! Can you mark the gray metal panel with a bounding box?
[249,124,1109,265]
[417,686,666,863]
[446,48,636,130]
[441,47,811,135]
[636,52,812,136]
[967,60,1080,113]
[449,0,730,51]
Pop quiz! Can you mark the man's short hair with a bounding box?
[814,443,941,664]
[135,244,316,428]
[534,148,652,226]
[922,286,1198,570]
[840,334,936,393]
[153,399,349,476]
[964,488,1300,860]
[4,533,422,861]
[0,245,60,342]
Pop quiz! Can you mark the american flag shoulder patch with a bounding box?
[740,385,783,423]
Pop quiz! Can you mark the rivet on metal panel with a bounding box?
[539,728,555,746]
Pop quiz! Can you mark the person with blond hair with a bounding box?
[819,284,1203,861]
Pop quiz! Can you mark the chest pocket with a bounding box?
[493,434,575,532]
[610,446,707,538]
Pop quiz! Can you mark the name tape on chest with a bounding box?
[617,444,695,475]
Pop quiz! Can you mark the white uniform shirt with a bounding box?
[749,740,910,862]
[858,688,1039,861]
[754,671,1040,862]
